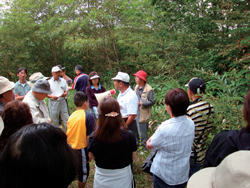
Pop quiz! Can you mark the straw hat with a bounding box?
[0,76,15,95]
[28,72,49,87]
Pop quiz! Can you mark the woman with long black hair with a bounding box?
[88,97,137,188]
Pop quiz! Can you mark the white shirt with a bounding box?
[48,77,68,100]
[117,86,138,117]
[150,115,195,185]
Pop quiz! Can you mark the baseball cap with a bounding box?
[51,66,61,73]
[32,79,52,94]
[111,72,130,83]
[57,65,65,70]
[0,76,15,95]
[187,150,250,188]
[185,77,206,93]
[133,70,147,82]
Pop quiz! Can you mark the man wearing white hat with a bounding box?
[23,79,52,124]
[112,72,139,144]
[48,66,69,130]
[0,76,15,116]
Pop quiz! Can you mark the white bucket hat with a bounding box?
[0,76,15,95]
[111,72,130,82]
[28,72,49,87]
[187,150,250,188]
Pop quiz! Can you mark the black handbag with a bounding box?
[141,151,157,176]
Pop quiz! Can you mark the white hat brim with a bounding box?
[111,76,120,80]
[187,167,215,188]
[90,75,100,80]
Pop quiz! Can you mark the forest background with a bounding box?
[0,0,250,187]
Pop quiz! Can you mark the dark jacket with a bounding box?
[203,128,250,168]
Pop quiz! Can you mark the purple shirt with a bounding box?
[85,85,106,108]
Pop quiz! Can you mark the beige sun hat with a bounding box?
[0,76,15,95]
[28,72,49,87]
[111,72,130,83]
[187,150,250,188]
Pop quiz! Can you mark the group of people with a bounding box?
[0,64,249,188]
[0,65,155,188]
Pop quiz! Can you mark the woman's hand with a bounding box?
[146,137,154,150]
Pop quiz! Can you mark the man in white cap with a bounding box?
[112,72,139,144]
[47,66,69,130]
[187,150,250,188]
[23,79,52,124]
[0,76,15,116]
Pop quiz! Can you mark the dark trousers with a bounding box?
[153,174,187,188]
[128,120,139,145]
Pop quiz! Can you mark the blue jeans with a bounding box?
[153,174,187,188]
[189,163,202,178]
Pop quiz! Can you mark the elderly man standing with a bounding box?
[23,79,52,124]
[112,72,139,144]
[69,65,88,93]
[133,70,154,151]
[0,76,14,116]
[48,66,69,130]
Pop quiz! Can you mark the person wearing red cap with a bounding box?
[133,70,154,152]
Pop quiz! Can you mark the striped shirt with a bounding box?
[186,98,214,162]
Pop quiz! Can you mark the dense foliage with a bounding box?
[1,1,249,186]
[0,0,249,81]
